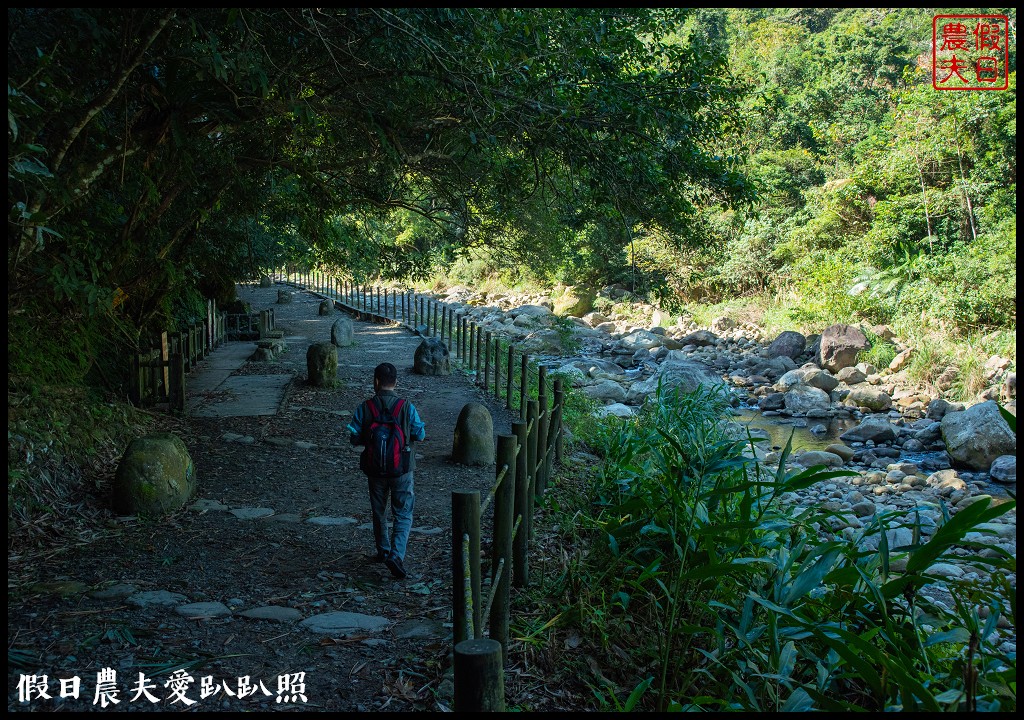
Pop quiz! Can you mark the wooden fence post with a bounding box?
[553,377,565,464]
[452,490,482,645]
[475,325,482,380]
[526,400,539,538]
[460,316,467,361]
[519,354,528,420]
[537,366,549,496]
[490,435,517,662]
[505,344,514,411]
[484,331,491,391]
[493,337,501,401]
[170,353,185,413]
[511,420,529,588]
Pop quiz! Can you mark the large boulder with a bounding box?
[625,360,727,404]
[413,337,451,376]
[113,433,196,517]
[783,384,831,414]
[989,455,1016,484]
[583,379,628,404]
[306,342,338,387]
[941,400,1016,471]
[510,304,553,323]
[618,330,663,351]
[679,329,720,347]
[318,299,336,316]
[766,331,806,360]
[331,317,354,347]
[844,386,893,412]
[818,324,870,373]
[777,366,839,392]
[452,403,494,466]
[277,289,294,304]
[552,286,596,317]
[259,275,273,288]
[840,416,897,444]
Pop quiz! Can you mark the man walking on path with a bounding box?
[347,362,426,579]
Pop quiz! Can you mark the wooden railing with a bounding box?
[130,300,227,414]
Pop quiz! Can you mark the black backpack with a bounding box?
[359,397,411,477]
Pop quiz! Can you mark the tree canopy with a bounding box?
[8,8,749,346]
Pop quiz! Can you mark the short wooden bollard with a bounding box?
[454,638,505,712]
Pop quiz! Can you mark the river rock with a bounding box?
[619,330,663,351]
[452,403,494,466]
[766,331,806,360]
[777,366,839,392]
[988,455,1016,484]
[552,364,587,387]
[927,398,965,420]
[836,366,867,385]
[625,359,727,404]
[824,443,855,461]
[413,337,451,376]
[941,400,1016,471]
[795,450,845,468]
[844,386,893,412]
[583,379,628,404]
[113,433,197,517]
[318,299,336,316]
[552,286,595,317]
[595,403,636,418]
[783,384,831,414]
[819,324,869,373]
[758,392,786,411]
[840,416,897,444]
[678,330,720,347]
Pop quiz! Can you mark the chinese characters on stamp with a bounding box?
[933,14,1010,90]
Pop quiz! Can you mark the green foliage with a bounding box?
[858,328,898,369]
[8,385,153,551]
[534,383,1016,711]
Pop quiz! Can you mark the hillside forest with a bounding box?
[8,8,1016,391]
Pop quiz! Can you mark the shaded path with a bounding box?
[7,282,520,712]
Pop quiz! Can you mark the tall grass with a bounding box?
[525,383,1017,712]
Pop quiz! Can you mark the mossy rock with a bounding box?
[451,403,494,466]
[113,433,196,517]
[306,342,338,387]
